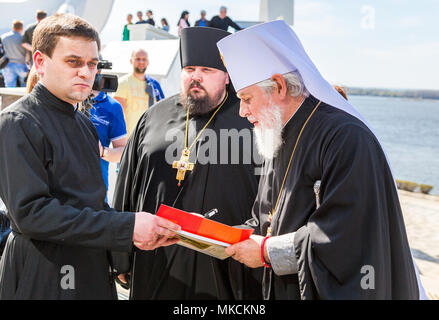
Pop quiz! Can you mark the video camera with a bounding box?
[92,60,118,92]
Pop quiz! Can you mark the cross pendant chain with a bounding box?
[172,148,194,186]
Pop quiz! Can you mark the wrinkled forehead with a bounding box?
[237,83,263,98]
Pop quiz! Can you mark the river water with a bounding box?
[349,95,439,195]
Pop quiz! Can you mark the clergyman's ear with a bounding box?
[33,50,45,77]
[270,73,287,98]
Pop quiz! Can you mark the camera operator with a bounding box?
[88,67,127,197]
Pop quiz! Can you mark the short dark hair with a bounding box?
[32,13,100,57]
[36,10,47,20]
[147,10,153,15]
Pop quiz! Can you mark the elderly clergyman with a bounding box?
[218,20,425,300]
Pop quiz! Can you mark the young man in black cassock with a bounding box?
[112,27,262,299]
[219,20,424,299]
[0,14,179,300]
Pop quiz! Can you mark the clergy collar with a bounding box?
[282,94,320,139]
[32,82,79,117]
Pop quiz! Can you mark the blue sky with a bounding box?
[99,0,439,90]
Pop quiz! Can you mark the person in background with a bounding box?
[21,10,47,66]
[89,85,128,195]
[113,48,164,137]
[0,20,28,87]
[136,11,146,24]
[178,10,190,37]
[209,6,242,32]
[333,85,348,100]
[161,18,169,32]
[145,10,155,26]
[123,13,133,41]
[195,10,210,27]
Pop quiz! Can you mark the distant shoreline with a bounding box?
[347,87,439,101]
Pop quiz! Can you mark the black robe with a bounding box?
[113,92,262,300]
[254,95,419,300]
[0,83,135,299]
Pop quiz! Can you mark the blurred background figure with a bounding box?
[177,10,190,37]
[0,20,28,87]
[122,13,133,41]
[333,85,348,100]
[195,10,209,27]
[210,6,242,32]
[89,83,128,199]
[21,10,47,66]
[145,10,155,26]
[161,18,169,32]
[114,48,164,137]
[136,10,146,24]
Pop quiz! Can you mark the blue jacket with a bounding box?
[0,209,10,254]
[145,75,165,106]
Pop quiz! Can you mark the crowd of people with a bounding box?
[0,10,47,88]
[0,6,242,87]
[0,8,427,301]
[122,6,242,39]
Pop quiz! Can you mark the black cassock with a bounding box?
[0,84,135,299]
[255,95,419,299]
[113,92,262,299]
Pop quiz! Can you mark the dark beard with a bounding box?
[135,67,146,74]
[180,81,225,116]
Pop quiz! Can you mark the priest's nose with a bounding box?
[239,102,250,118]
[190,69,203,83]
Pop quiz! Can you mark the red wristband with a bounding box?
[261,235,271,268]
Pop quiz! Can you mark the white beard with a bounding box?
[253,104,284,160]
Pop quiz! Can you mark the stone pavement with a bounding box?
[398,190,439,300]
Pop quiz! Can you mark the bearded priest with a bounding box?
[112,27,262,300]
[218,20,425,300]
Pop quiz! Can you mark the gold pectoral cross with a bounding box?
[172,148,194,186]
